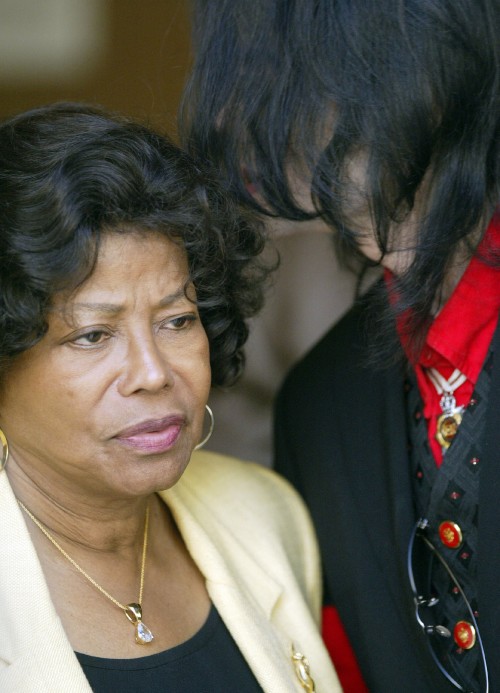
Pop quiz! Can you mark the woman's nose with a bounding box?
[118,334,173,396]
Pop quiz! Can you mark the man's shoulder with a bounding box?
[280,299,370,395]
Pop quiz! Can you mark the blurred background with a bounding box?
[0,0,356,466]
[0,0,190,132]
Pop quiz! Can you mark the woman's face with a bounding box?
[0,231,211,501]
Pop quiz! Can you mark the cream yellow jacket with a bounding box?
[0,450,341,692]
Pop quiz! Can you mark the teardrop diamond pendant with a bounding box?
[125,603,154,645]
[136,620,154,644]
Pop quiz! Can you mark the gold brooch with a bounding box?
[291,645,315,692]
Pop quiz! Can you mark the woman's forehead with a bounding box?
[52,232,191,315]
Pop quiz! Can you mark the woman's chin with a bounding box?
[93,446,195,500]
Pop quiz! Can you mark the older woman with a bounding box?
[0,104,340,693]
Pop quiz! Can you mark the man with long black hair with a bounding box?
[180,1,500,690]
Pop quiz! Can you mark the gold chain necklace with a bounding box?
[17,499,154,645]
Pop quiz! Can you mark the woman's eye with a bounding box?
[165,314,196,330]
[72,330,109,346]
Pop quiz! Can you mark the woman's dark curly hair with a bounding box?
[0,102,270,385]
[181,0,500,357]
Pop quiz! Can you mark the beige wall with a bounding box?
[0,0,191,134]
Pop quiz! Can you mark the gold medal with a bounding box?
[427,368,467,453]
[435,410,463,449]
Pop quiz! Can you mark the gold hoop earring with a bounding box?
[0,429,8,472]
[194,405,214,450]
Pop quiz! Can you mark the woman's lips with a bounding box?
[114,416,185,453]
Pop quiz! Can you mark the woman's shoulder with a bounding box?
[176,449,314,536]
[164,450,321,615]
[185,449,305,503]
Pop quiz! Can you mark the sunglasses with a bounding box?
[407,518,489,692]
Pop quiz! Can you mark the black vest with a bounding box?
[406,348,494,692]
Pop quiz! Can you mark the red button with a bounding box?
[438,521,463,549]
[453,621,476,650]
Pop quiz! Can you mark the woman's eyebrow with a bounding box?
[158,286,189,307]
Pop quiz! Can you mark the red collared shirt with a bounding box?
[396,211,500,464]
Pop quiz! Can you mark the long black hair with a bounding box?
[0,103,270,384]
[181,0,500,354]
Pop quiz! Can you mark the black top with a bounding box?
[76,605,263,692]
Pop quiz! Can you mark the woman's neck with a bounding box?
[6,449,155,555]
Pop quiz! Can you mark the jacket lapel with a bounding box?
[0,471,92,692]
[332,314,416,613]
[162,478,307,692]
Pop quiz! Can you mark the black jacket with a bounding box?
[274,295,500,692]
